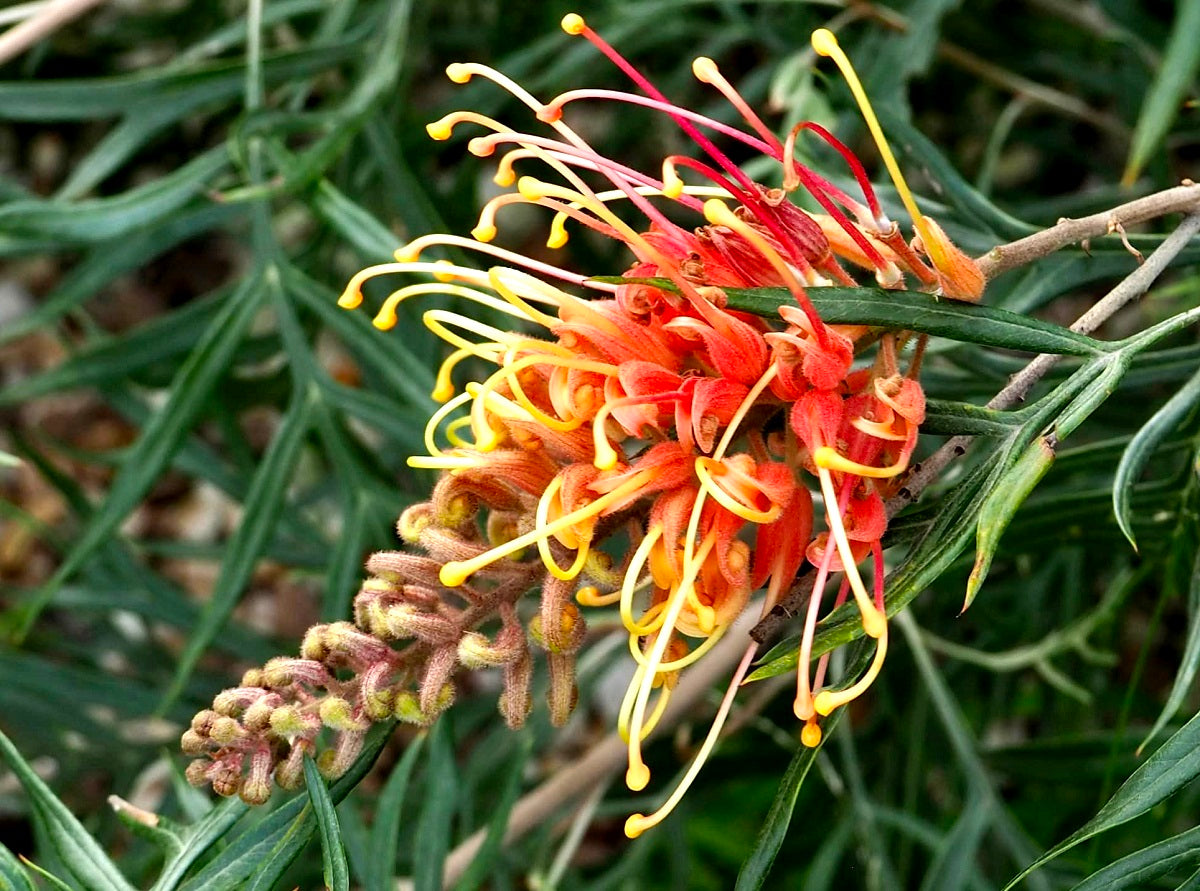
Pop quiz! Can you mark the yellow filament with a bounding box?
[850,417,908,442]
[534,476,593,581]
[434,346,494,403]
[628,622,727,672]
[407,454,484,470]
[620,526,664,635]
[617,665,670,744]
[809,28,947,270]
[813,445,908,480]
[816,466,886,639]
[439,471,654,587]
[373,282,527,332]
[801,719,822,748]
[444,416,474,448]
[469,352,616,450]
[813,626,888,715]
[422,391,474,457]
[339,260,489,311]
[625,641,759,838]
[590,401,624,471]
[625,532,716,791]
[694,458,782,524]
[422,308,526,356]
[488,267,563,325]
[576,586,622,607]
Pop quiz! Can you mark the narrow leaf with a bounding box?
[0,730,136,891]
[304,758,351,891]
[452,733,531,891]
[1070,823,1200,891]
[364,735,425,891]
[1122,0,1200,185]
[0,844,35,891]
[1139,548,1200,753]
[728,286,1103,356]
[10,273,266,639]
[413,719,458,891]
[735,711,842,890]
[160,386,316,709]
[149,798,247,891]
[1113,364,1200,549]
[1004,708,1200,889]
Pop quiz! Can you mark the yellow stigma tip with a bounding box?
[811,28,839,57]
[472,224,497,243]
[801,722,822,747]
[372,311,397,331]
[439,564,470,587]
[561,13,585,34]
[467,137,493,158]
[430,383,455,403]
[426,121,453,141]
[862,606,887,639]
[692,57,718,83]
[626,763,650,792]
[546,228,569,249]
[337,290,362,309]
[662,172,685,199]
[445,63,471,84]
[702,198,731,225]
[493,169,516,188]
[624,814,650,838]
[813,691,837,717]
[517,176,545,201]
[433,259,457,283]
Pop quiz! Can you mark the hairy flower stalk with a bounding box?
[184,17,982,832]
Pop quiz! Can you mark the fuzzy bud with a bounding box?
[322,731,365,780]
[240,749,274,806]
[242,699,276,733]
[398,503,434,543]
[456,631,518,668]
[393,692,427,725]
[262,657,330,688]
[275,742,310,790]
[546,653,578,727]
[500,652,533,729]
[180,730,208,756]
[208,717,244,745]
[528,602,585,655]
[359,661,397,721]
[269,704,314,737]
[212,687,262,717]
[319,696,370,733]
[190,710,219,735]
[208,756,243,798]
[241,668,264,687]
[184,759,211,788]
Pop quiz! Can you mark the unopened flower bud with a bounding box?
[190,710,218,735]
[546,653,578,727]
[241,668,264,687]
[500,652,533,729]
[300,625,331,661]
[240,749,274,806]
[209,716,244,745]
[529,602,585,655]
[242,700,275,732]
[393,692,426,725]
[322,730,365,779]
[319,696,369,732]
[269,704,310,737]
[275,742,309,790]
[457,631,516,668]
[398,503,434,543]
[180,730,208,756]
[262,657,330,688]
[184,759,210,788]
[208,757,242,798]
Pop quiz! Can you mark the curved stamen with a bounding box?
[794,522,840,721]
[628,624,726,672]
[440,469,657,587]
[811,29,946,270]
[535,476,593,581]
[813,625,888,715]
[789,121,885,228]
[813,445,909,480]
[396,233,607,292]
[620,526,665,635]
[373,282,531,332]
[815,465,885,639]
[695,458,782,524]
[692,56,782,151]
[625,640,759,838]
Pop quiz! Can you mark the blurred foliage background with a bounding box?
[0,0,1199,888]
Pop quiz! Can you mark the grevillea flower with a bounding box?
[185,15,984,834]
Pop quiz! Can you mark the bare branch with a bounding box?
[977,182,1200,279]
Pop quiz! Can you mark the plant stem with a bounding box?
[0,0,106,65]
[977,182,1200,279]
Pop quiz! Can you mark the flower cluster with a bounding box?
[184,17,983,834]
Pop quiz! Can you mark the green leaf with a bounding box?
[1070,823,1200,891]
[9,273,267,640]
[149,798,247,891]
[160,385,315,708]
[1004,709,1200,889]
[413,719,458,891]
[304,757,351,891]
[364,735,426,891]
[735,711,842,890]
[920,794,993,891]
[179,722,394,891]
[452,732,531,891]
[0,844,36,891]
[0,147,229,244]
[965,436,1056,610]
[1122,0,1200,185]
[0,729,136,891]
[1140,549,1200,754]
[1113,364,1200,549]
[724,287,1105,356]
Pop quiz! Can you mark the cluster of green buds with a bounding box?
[182,476,594,803]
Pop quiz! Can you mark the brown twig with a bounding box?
[752,210,1200,644]
[977,182,1200,279]
[0,0,107,66]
